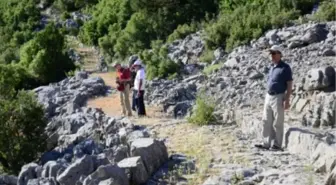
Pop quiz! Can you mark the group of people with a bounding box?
[112,45,293,151]
[113,56,146,117]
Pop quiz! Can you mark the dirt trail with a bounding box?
[76,45,224,184]
[87,72,167,123]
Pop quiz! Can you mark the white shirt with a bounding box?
[134,68,146,91]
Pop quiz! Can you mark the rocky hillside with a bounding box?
[0,72,170,185]
[146,21,336,119]
[0,21,334,185]
[143,21,336,185]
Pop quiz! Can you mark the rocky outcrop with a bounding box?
[144,21,336,184]
[11,71,168,185]
[0,174,17,185]
[145,75,205,118]
[302,92,336,128]
[146,21,336,120]
[167,32,205,65]
[304,66,336,91]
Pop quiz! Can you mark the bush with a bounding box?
[199,49,214,63]
[203,63,223,75]
[20,23,75,84]
[79,0,218,58]
[204,0,319,51]
[0,64,39,97]
[55,0,98,12]
[188,90,216,126]
[0,90,47,174]
[167,23,199,43]
[140,40,182,80]
[313,0,336,21]
[61,12,71,20]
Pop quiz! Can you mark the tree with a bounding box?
[20,23,75,84]
[0,90,47,174]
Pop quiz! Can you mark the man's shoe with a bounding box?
[270,145,284,151]
[254,144,269,150]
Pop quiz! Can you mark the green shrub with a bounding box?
[0,90,47,174]
[199,49,214,63]
[55,0,98,12]
[188,90,216,126]
[313,0,336,21]
[0,64,38,97]
[20,23,75,84]
[167,23,199,43]
[140,40,182,80]
[61,12,71,20]
[203,63,223,75]
[79,0,218,58]
[204,0,305,51]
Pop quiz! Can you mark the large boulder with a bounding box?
[18,163,39,185]
[118,157,149,185]
[0,174,17,185]
[303,66,336,91]
[82,165,129,185]
[167,32,205,64]
[27,178,57,185]
[57,155,95,185]
[130,138,168,176]
[302,92,336,128]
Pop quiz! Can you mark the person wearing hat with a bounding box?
[128,55,138,89]
[255,45,293,151]
[131,59,146,117]
[113,62,132,117]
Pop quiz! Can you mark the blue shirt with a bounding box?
[267,61,293,94]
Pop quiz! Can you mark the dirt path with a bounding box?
[75,45,231,184]
[87,72,169,123]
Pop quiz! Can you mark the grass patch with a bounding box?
[199,49,215,64]
[188,90,216,126]
[203,63,223,75]
[304,164,315,185]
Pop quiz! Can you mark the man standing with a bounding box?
[113,63,132,117]
[255,45,293,151]
[132,59,146,117]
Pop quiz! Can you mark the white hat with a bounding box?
[133,59,142,66]
[269,45,283,54]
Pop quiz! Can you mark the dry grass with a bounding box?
[149,122,250,185]
[84,67,250,185]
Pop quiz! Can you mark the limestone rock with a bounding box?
[130,138,168,176]
[118,157,149,184]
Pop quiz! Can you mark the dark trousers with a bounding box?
[132,90,146,116]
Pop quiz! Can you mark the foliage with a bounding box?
[79,0,218,58]
[203,63,223,75]
[0,0,41,60]
[167,22,199,43]
[205,1,300,51]
[188,90,216,126]
[0,90,47,174]
[140,40,182,80]
[199,49,215,64]
[313,0,336,21]
[55,0,98,12]
[20,23,75,84]
[0,64,38,98]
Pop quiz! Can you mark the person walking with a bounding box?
[113,63,132,117]
[255,45,293,151]
[132,59,146,117]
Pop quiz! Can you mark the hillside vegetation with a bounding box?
[0,0,334,175]
[79,0,335,78]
